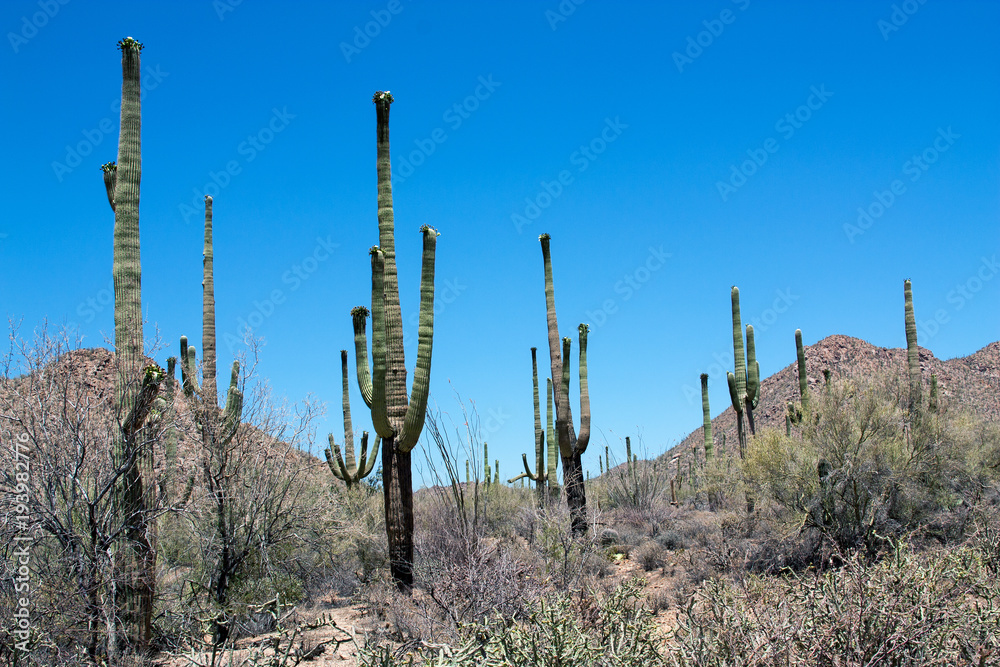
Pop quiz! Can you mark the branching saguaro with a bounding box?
[326,349,379,488]
[726,286,759,458]
[539,233,591,535]
[101,36,165,654]
[509,347,550,507]
[352,91,438,591]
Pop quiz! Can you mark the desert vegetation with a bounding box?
[1,36,998,667]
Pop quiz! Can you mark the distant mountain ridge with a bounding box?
[671,335,1000,460]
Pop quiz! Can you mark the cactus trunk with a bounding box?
[904,279,922,415]
[795,328,808,412]
[106,36,160,653]
[700,373,713,460]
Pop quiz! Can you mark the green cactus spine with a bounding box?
[700,373,713,460]
[726,286,759,458]
[326,350,379,488]
[904,279,922,415]
[539,234,591,534]
[352,91,438,591]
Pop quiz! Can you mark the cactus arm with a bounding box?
[558,337,573,458]
[220,361,242,445]
[730,287,746,409]
[101,162,117,211]
[351,307,373,409]
[325,437,349,482]
[576,324,591,454]
[546,377,557,485]
[745,324,759,408]
[369,247,393,438]
[397,226,438,453]
[795,329,809,412]
[726,372,741,414]
[359,432,379,478]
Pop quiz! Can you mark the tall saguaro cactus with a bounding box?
[102,36,165,653]
[795,328,809,413]
[700,373,713,460]
[326,350,379,488]
[726,286,760,458]
[352,91,438,591]
[904,279,922,415]
[539,234,591,534]
[511,347,549,505]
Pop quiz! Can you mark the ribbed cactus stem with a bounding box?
[109,35,157,652]
[700,373,713,460]
[929,374,938,413]
[904,279,922,415]
[353,91,437,592]
[539,233,591,533]
[795,329,809,413]
[326,350,379,488]
[202,196,217,407]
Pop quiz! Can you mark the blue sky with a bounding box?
[2,0,998,485]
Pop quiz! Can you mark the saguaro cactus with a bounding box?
[539,234,591,534]
[352,91,438,591]
[795,329,809,413]
[510,348,549,505]
[700,373,713,460]
[102,36,166,653]
[326,350,379,488]
[726,286,760,457]
[904,279,922,415]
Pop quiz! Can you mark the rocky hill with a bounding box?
[670,335,1000,462]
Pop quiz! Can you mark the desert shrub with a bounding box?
[634,540,667,571]
[742,371,1000,556]
[654,529,686,551]
[671,538,1000,666]
[360,578,666,666]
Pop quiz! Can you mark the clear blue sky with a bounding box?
[2,1,998,484]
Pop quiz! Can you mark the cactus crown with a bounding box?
[117,36,143,51]
[539,233,551,241]
[372,90,394,104]
[101,162,117,173]
[351,306,370,318]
